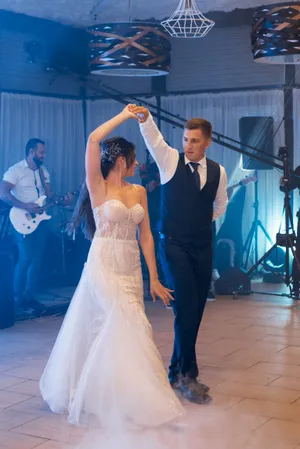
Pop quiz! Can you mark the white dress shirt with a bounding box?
[3,159,50,204]
[139,114,228,221]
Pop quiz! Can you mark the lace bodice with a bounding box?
[93,199,145,240]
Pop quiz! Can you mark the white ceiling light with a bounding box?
[161,0,215,38]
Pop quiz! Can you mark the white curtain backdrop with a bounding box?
[0,93,85,194]
[161,90,285,259]
[86,97,157,184]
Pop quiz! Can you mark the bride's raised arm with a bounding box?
[85,105,138,207]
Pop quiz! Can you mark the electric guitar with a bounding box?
[10,191,77,235]
[227,174,257,199]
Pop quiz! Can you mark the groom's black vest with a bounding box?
[158,153,220,247]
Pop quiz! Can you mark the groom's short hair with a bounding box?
[184,118,212,139]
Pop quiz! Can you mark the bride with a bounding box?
[39,105,184,431]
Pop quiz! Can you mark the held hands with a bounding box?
[129,105,150,123]
[122,104,150,123]
[150,279,174,306]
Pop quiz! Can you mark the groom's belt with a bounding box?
[159,233,211,248]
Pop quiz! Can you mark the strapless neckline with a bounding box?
[94,199,144,213]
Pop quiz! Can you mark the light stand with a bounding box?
[242,173,273,271]
[237,147,300,300]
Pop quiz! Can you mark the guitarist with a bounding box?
[0,138,72,313]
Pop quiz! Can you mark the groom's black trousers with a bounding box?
[159,237,212,382]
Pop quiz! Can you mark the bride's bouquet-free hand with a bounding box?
[150,279,174,306]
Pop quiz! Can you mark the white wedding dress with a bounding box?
[40,198,184,432]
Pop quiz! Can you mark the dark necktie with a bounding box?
[190,162,201,190]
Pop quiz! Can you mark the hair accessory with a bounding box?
[101,142,122,163]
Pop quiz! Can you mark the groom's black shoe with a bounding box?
[170,377,210,393]
[189,378,210,393]
[172,376,211,405]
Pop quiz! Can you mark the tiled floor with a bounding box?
[2,283,300,448]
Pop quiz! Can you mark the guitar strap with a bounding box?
[39,167,48,197]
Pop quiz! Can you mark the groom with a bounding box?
[131,105,228,404]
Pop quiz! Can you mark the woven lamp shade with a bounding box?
[88,22,171,76]
[251,3,300,64]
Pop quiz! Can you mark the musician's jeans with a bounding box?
[14,222,48,303]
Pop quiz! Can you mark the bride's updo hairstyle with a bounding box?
[101,137,136,178]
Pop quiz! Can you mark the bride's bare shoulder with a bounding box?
[134,184,146,195]
[125,182,145,193]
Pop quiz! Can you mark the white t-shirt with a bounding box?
[3,159,51,204]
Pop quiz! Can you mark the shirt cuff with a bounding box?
[139,113,155,132]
